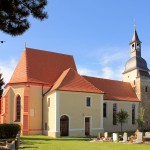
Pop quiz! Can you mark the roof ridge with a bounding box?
[83,75,125,84]
[25,47,74,57]
[50,68,71,92]
[25,48,29,82]
[55,68,71,88]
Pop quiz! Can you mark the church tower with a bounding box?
[123,27,150,130]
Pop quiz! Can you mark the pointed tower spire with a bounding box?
[123,26,150,79]
[129,27,141,58]
[131,27,141,44]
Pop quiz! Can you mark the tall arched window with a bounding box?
[16,95,21,122]
[113,103,117,125]
[132,104,135,124]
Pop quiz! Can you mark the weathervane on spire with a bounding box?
[134,19,136,30]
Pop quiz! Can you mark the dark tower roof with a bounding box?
[123,28,150,77]
[130,28,141,44]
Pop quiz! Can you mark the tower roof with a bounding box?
[123,56,150,74]
[130,28,141,44]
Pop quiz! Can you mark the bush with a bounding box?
[0,124,21,139]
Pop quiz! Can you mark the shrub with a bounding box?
[0,124,21,139]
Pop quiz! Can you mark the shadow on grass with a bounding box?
[21,137,90,142]
[23,146,38,149]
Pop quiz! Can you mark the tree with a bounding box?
[136,107,145,131]
[0,0,48,36]
[0,73,4,99]
[116,109,129,132]
[0,73,4,114]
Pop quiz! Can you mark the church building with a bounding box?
[0,28,149,137]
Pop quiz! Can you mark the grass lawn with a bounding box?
[21,135,150,150]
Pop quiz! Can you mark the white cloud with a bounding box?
[78,66,124,81]
[100,66,124,80]
[78,67,99,77]
[101,52,125,65]
[0,58,17,84]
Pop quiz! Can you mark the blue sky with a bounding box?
[0,0,150,83]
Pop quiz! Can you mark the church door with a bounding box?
[85,117,90,136]
[60,115,69,136]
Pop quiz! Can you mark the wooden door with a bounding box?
[60,115,69,136]
[85,117,90,136]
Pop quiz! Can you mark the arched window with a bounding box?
[113,103,117,125]
[103,103,107,118]
[16,95,21,122]
[132,104,135,124]
[145,86,148,92]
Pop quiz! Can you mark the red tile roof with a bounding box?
[51,68,104,94]
[9,48,77,85]
[83,76,139,102]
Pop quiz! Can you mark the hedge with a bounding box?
[0,124,21,139]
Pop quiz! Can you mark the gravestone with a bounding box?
[145,132,150,138]
[98,132,101,140]
[123,132,127,142]
[137,132,143,143]
[104,132,108,139]
[113,133,118,142]
[9,141,15,150]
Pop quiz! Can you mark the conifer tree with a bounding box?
[0,73,4,99]
[0,73,4,114]
[0,0,48,36]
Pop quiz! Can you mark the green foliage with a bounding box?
[116,109,129,132]
[0,73,4,99]
[0,124,21,139]
[136,107,145,130]
[0,0,48,36]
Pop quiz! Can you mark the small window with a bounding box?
[48,98,50,107]
[145,86,148,92]
[137,43,140,49]
[132,44,134,48]
[86,97,91,107]
[134,80,135,85]
[103,103,107,118]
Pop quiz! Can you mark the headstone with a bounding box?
[104,132,108,139]
[113,133,118,142]
[9,141,15,150]
[137,132,143,143]
[98,132,101,140]
[145,132,150,138]
[123,132,127,142]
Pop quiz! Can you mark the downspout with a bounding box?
[41,85,52,135]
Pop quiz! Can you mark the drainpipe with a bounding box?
[41,85,52,135]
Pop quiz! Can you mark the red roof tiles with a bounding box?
[9,48,77,85]
[51,68,103,94]
[83,76,139,102]
[8,47,139,102]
